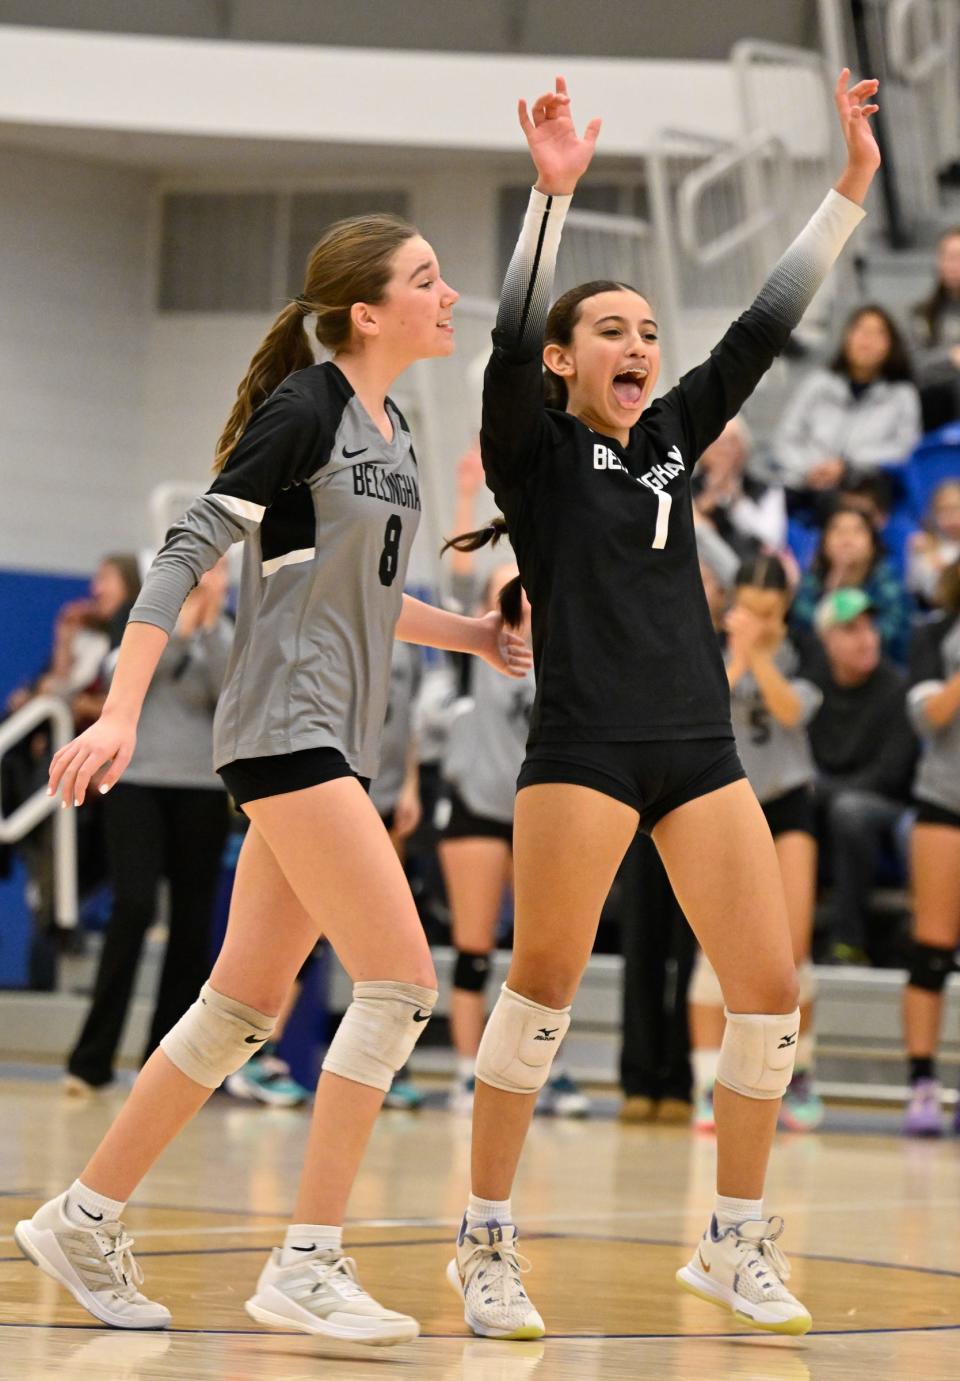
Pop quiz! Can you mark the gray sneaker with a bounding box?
[446,1217,545,1339]
[245,1246,419,1345]
[15,1191,170,1329]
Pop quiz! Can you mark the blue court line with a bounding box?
[1,1320,960,1341]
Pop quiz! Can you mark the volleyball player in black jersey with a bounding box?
[445,73,881,1339]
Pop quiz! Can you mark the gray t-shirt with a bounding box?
[727,639,821,804]
[370,641,422,816]
[112,620,233,791]
[908,614,960,815]
[443,657,535,823]
[129,363,421,779]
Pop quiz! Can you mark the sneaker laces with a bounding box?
[306,1253,367,1302]
[461,1230,532,1309]
[100,1223,145,1300]
[735,1216,791,1284]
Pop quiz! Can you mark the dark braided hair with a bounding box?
[441,517,524,627]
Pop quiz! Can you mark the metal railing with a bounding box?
[0,696,77,929]
[884,0,960,216]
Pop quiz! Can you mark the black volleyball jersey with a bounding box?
[482,187,865,745]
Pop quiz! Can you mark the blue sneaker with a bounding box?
[779,1072,825,1133]
[225,1055,310,1108]
[383,1071,424,1110]
[538,1071,590,1118]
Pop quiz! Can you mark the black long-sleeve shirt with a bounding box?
[481,187,866,745]
[807,660,917,801]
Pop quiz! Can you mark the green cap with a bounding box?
[814,587,875,634]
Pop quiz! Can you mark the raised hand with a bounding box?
[834,69,881,205]
[518,75,601,197]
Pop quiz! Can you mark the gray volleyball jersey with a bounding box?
[727,639,821,804]
[370,640,422,816]
[908,614,960,814]
[130,363,421,778]
[444,657,535,823]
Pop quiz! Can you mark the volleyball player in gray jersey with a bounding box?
[689,556,825,1138]
[23,212,531,1345]
[901,561,960,1136]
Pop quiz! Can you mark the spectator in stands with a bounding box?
[774,304,921,513]
[64,560,232,1095]
[806,590,917,964]
[907,478,960,608]
[901,559,960,1136]
[909,226,960,431]
[692,416,787,560]
[790,505,913,664]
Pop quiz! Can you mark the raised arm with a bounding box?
[671,70,881,463]
[481,78,600,495]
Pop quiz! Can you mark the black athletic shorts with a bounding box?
[761,784,816,839]
[914,800,960,830]
[435,784,513,845]
[516,737,745,835]
[219,747,370,811]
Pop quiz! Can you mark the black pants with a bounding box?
[68,783,230,1086]
[618,834,697,1101]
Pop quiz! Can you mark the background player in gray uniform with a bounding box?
[689,555,825,1138]
[901,560,960,1136]
[24,210,530,1346]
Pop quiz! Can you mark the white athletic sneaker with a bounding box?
[676,1214,811,1336]
[15,1191,170,1329]
[446,1217,545,1340]
[448,1075,476,1115]
[245,1246,419,1345]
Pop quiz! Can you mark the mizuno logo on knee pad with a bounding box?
[535,1027,559,1041]
[475,985,572,1095]
[777,1033,798,1050]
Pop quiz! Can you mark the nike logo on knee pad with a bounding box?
[412,1010,431,1022]
[244,1034,268,1044]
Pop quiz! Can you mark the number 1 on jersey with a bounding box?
[652,490,672,549]
[379,515,403,587]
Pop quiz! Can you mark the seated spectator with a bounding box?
[791,505,913,664]
[692,417,787,560]
[909,226,960,431]
[907,478,960,608]
[774,304,921,512]
[805,590,917,964]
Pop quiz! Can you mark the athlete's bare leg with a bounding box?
[471,784,639,1200]
[775,830,817,1033]
[80,778,434,1226]
[653,780,798,1199]
[441,836,513,1058]
[903,824,960,1060]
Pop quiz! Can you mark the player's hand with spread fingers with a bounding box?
[833,68,881,206]
[48,710,137,808]
[477,611,533,680]
[518,75,601,197]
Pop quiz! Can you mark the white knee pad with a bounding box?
[797,961,817,1008]
[688,951,724,1007]
[475,984,571,1095]
[160,982,276,1089]
[322,981,438,1092]
[716,1008,801,1101]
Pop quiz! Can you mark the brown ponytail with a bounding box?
[441,517,524,628]
[213,212,418,472]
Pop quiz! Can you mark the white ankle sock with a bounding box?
[65,1179,126,1227]
[714,1194,763,1233]
[280,1222,342,1265]
[466,1193,511,1228]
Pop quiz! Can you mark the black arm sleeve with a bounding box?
[659,190,867,464]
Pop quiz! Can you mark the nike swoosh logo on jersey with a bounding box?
[412,1009,431,1022]
[343,446,367,458]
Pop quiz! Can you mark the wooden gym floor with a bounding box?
[1,1067,958,1379]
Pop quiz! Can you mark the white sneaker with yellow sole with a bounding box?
[676,1214,812,1336]
[447,1218,545,1340]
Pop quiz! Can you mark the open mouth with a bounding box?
[612,367,648,408]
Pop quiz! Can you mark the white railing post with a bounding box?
[0,696,78,929]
